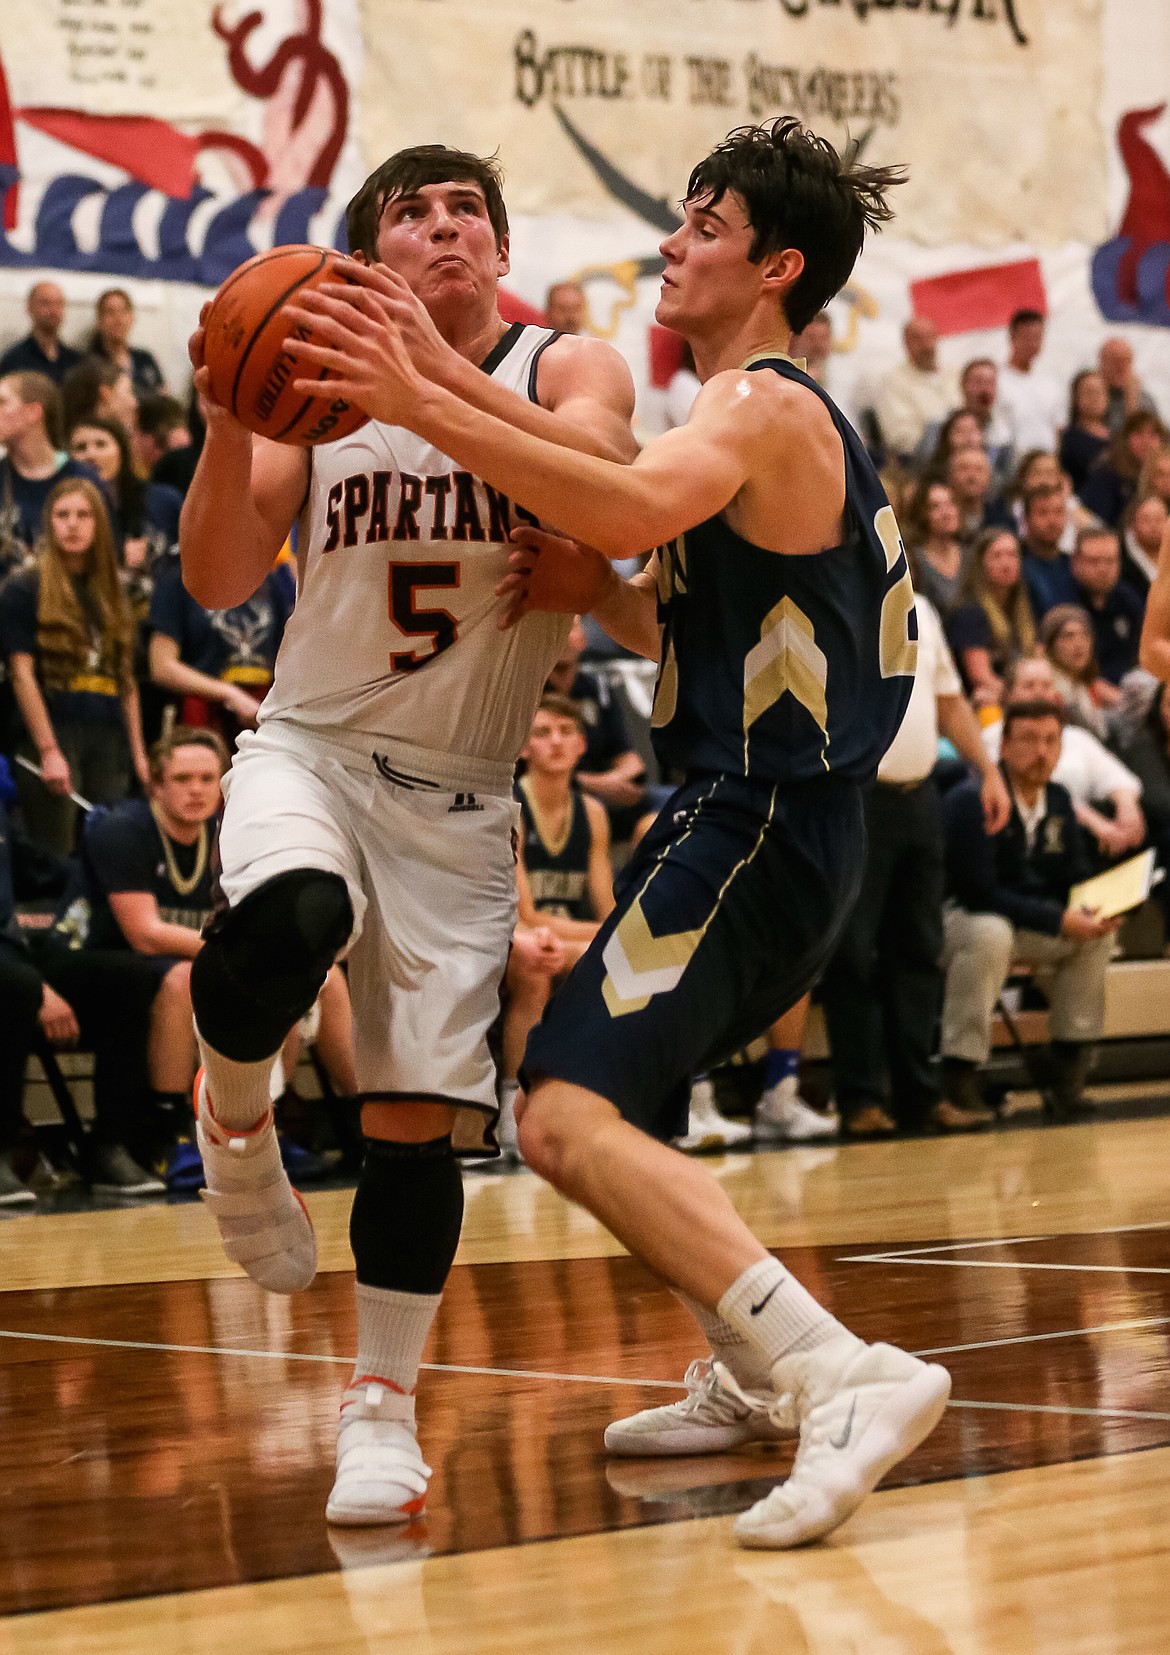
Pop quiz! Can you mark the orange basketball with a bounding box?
[203,245,371,446]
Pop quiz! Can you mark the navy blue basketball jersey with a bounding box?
[517,777,594,920]
[649,356,917,785]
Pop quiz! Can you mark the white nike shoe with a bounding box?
[604,1358,795,1456]
[754,1077,839,1142]
[673,1079,753,1152]
[195,1069,318,1295]
[326,1380,432,1526]
[732,1339,952,1549]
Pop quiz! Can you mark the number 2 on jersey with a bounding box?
[389,562,461,673]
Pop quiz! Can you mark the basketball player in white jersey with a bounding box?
[179,145,636,1527]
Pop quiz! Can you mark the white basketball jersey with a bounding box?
[260,323,572,784]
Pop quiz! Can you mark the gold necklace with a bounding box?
[149,803,208,899]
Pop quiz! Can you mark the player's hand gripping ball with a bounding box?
[203,245,371,446]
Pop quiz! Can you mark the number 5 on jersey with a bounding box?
[389,562,461,673]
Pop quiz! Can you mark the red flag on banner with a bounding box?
[498,288,547,326]
[0,55,17,230]
[648,325,684,388]
[17,110,201,198]
[910,258,1047,337]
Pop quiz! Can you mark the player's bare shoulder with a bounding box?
[533,334,637,441]
[694,366,844,553]
[693,363,834,453]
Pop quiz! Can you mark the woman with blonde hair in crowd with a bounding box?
[1039,604,1116,739]
[903,474,967,614]
[0,476,147,852]
[944,527,1035,709]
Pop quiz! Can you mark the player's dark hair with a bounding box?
[1009,308,1045,332]
[1002,699,1064,739]
[149,724,229,784]
[536,693,587,732]
[346,145,509,259]
[683,118,905,332]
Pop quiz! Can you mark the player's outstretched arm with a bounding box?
[180,305,309,610]
[286,299,768,557]
[407,375,759,556]
[1140,518,1170,682]
[295,266,639,464]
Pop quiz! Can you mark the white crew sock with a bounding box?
[347,1282,443,1416]
[676,1292,776,1390]
[717,1258,858,1373]
[497,1080,520,1157]
[196,1023,279,1132]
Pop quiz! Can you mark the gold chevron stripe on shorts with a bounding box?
[601,783,777,1019]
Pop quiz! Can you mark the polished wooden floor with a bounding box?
[3,1116,1170,1651]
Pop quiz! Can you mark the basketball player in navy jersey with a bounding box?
[501,693,614,1150]
[180,145,637,1527]
[286,119,951,1549]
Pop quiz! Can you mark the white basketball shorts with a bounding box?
[216,722,519,1154]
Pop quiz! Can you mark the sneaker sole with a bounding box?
[754,1125,839,1143]
[673,1133,754,1152]
[325,1492,427,1527]
[604,1422,784,1457]
[90,1182,165,1197]
[734,1364,952,1549]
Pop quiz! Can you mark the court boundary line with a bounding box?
[915,1314,1170,1357]
[4,1325,1170,1420]
[844,1257,1170,1277]
[844,1217,1170,1266]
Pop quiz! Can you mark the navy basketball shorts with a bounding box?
[523,772,867,1141]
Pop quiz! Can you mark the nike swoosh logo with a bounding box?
[830,1397,857,1450]
[749,1283,781,1316]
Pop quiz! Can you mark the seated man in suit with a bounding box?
[941,700,1121,1120]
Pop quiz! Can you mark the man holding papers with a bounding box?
[940,699,1123,1122]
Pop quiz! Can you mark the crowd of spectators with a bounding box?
[0,281,326,1203]
[1,273,1169,1199]
[796,307,1170,1141]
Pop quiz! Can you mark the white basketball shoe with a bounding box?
[732,1338,951,1549]
[195,1069,318,1295]
[604,1358,795,1457]
[673,1079,753,1152]
[754,1076,839,1142]
[326,1379,432,1526]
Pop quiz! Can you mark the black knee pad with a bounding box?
[350,1137,464,1295]
[191,869,353,1062]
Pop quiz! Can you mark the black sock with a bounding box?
[349,1136,464,1294]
